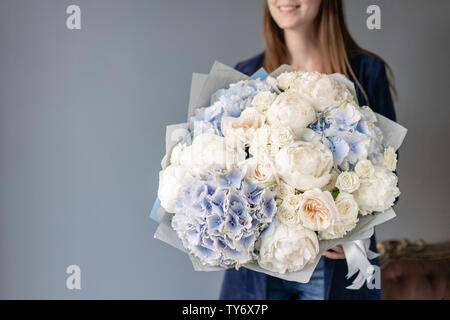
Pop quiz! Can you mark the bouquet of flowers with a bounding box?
[151,62,407,287]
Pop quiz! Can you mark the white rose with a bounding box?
[276,204,299,226]
[222,107,265,144]
[248,125,294,158]
[319,220,358,240]
[335,192,359,221]
[353,166,400,215]
[266,91,316,138]
[187,133,246,171]
[248,125,271,157]
[269,126,295,150]
[257,219,319,274]
[294,71,356,112]
[251,91,277,113]
[275,141,333,191]
[298,188,337,231]
[382,146,397,171]
[245,156,277,186]
[158,164,186,213]
[336,171,360,193]
[354,159,375,179]
[276,72,299,90]
[276,181,296,198]
[282,194,302,211]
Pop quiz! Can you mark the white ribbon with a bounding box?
[342,237,379,290]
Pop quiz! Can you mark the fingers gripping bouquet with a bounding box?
[153,62,407,288]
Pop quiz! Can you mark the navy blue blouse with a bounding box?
[219,52,396,300]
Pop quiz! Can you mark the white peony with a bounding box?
[158,164,186,213]
[336,171,360,193]
[222,107,265,144]
[251,91,277,113]
[353,166,400,215]
[354,159,375,179]
[294,71,356,112]
[275,141,333,191]
[245,156,278,186]
[257,219,319,274]
[266,91,316,138]
[382,146,397,171]
[298,188,338,231]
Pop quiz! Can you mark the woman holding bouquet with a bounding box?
[220,0,396,300]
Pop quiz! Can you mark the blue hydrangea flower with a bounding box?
[171,167,277,269]
[189,80,273,137]
[310,103,384,168]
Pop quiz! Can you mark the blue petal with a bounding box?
[206,214,223,233]
[216,167,245,189]
[323,136,350,166]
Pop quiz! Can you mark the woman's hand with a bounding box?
[323,245,345,259]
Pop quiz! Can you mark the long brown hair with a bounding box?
[262,0,396,103]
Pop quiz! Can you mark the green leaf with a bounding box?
[331,188,340,200]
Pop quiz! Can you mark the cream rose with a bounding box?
[382,147,397,171]
[353,166,400,215]
[336,171,360,193]
[266,91,316,138]
[222,107,265,144]
[275,141,333,191]
[245,156,277,186]
[354,159,375,179]
[251,91,277,113]
[257,219,319,274]
[298,188,337,231]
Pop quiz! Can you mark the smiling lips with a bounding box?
[278,4,300,14]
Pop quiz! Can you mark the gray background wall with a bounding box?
[0,0,448,299]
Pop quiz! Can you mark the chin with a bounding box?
[276,17,306,30]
